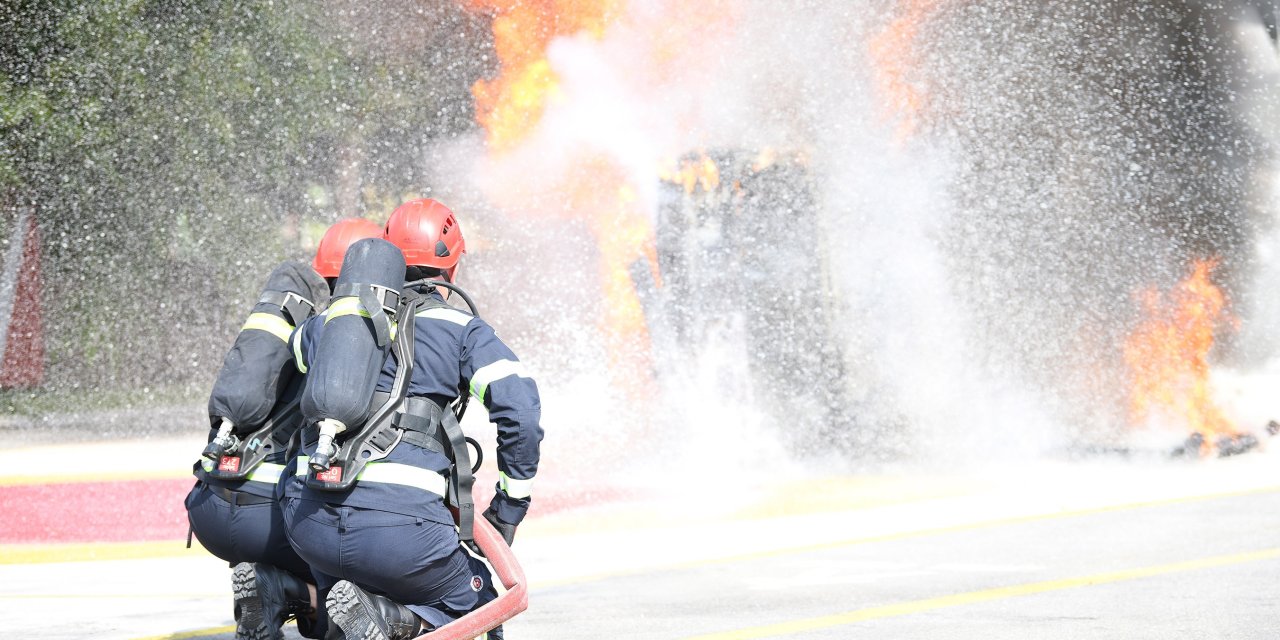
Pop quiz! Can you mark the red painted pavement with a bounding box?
[0,478,195,544]
[0,475,631,544]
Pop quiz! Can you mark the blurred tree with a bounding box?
[0,0,492,402]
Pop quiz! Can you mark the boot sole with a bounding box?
[233,563,272,640]
[328,581,390,640]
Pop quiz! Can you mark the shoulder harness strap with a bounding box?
[258,290,317,326]
[439,407,477,545]
[305,291,421,491]
[331,282,400,348]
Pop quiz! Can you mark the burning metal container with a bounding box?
[644,149,898,456]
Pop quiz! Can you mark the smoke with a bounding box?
[428,0,1276,475]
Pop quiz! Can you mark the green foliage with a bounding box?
[0,0,493,396]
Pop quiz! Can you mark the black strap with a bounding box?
[357,392,447,453]
[331,283,400,348]
[258,290,316,325]
[415,292,450,311]
[361,287,392,347]
[398,293,476,540]
[305,289,474,544]
[393,406,446,454]
[210,484,275,506]
[305,294,417,492]
[333,282,399,310]
[400,396,444,424]
[438,409,476,544]
[397,429,441,453]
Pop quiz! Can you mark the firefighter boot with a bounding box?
[233,562,314,639]
[326,580,427,640]
[232,562,272,640]
[255,563,316,637]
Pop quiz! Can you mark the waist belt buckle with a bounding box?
[364,426,404,460]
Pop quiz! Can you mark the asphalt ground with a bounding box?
[2,435,1277,639]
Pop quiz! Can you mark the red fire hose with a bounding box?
[414,516,529,639]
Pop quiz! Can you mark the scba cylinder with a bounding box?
[301,238,406,445]
[207,260,327,435]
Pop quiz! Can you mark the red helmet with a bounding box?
[313,217,383,278]
[383,198,466,271]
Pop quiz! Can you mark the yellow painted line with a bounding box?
[5,591,224,599]
[5,485,1276,573]
[683,547,1280,639]
[0,540,212,565]
[130,625,235,640]
[735,475,988,520]
[128,621,299,640]
[534,485,1280,589]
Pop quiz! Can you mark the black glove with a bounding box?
[483,506,517,547]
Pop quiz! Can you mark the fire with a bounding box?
[1122,259,1238,448]
[464,0,665,404]
[658,152,721,195]
[867,0,958,140]
[467,0,622,150]
[594,190,661,378]
[555,154,657,387]
[463,1,741,408]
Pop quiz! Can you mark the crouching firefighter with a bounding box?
[282,198,543,640]
[186,217,382,640]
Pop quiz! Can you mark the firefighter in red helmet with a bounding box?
[187,216,381,640]
[313,217,385,283]
[284,198,543,640]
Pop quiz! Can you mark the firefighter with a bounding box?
[313,218,387,291]
[185,217,382,640]
[282,198,543,640]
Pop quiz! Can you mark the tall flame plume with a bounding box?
[463,0,660,402]
[467,0,621,151]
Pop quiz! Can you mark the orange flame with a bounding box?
[465,0,665,404]
[560,153,660,398]
[1122,259,1238,445]
[868,0,961,140]
[467,0,622,150]
[658,152,721,195]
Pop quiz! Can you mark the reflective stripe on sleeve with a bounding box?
[499,471,534,499]
[241,312,294,343]
[294,456,446,496]
[244,462,286,484]
[416,306,473,326]
[291,329,307,374]
[324,297,367,322]
[469,360,529,401]
[322,297,397,340]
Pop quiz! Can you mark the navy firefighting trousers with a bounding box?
[282,497,502,638]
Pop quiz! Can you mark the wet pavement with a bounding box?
[3,434,1278,639]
